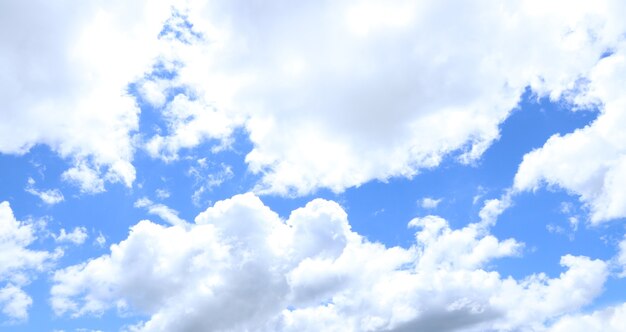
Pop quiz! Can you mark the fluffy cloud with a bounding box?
[0,0,173,191]
[54,227,89,245]
[132,0,626,195]
[0,201,60,321]
[547,302,626,332]
[514,41,626,223]
[51,194,609,331]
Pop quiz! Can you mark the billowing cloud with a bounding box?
[54,227,89,245]
[51,194,609,331]
[0,201,60,321]
[132,0,626,196]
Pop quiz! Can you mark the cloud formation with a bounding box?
[2,1,626,330]
[51,194,609,331]
[132,0,626,196]
[54,227,89,245]
[4,0,626,202]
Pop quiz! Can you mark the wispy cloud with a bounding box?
[25,178,64,205]
[134,197,187,227]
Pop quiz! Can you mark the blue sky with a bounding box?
[2,1,626,331]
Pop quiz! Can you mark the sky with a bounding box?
[1,1,626,331]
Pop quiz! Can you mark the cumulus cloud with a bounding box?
[61,163,106,195]
[0,0,173,191]
[477,193,513,228]
[0,285,32,322]
[514,41,626,223]
[51,194,609,331]
[127,0,626,196]
[54,227,89,245]
[4,0,625,198]
[0,201,60,321]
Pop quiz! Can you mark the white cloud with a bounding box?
[61,163,106,194]
[420,197,442,209]
[25,178,64,205]
[547,302,626,332]
[4,1,625,198]
[134,197,187,227]
[514,41,626,223]
[51,194,609,331]
[0,201,60,321]
[130,0,626,196]
[477,193,513,228]
[0,0,174,192]
[0,285,32,322]
[54,227,89,245]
